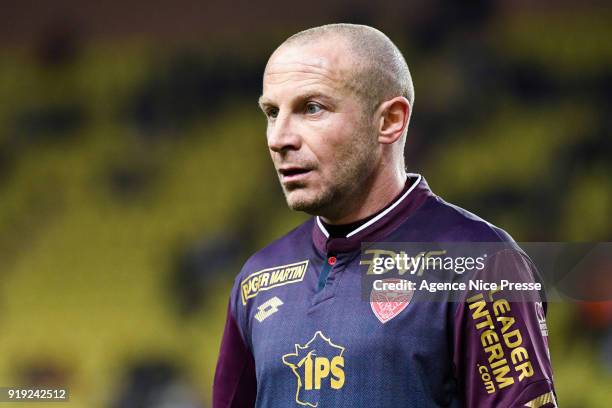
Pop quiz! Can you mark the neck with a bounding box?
[321,164,406,225]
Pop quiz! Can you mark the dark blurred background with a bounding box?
[0,0,610,407]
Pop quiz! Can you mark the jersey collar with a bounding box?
[312,174,433,254]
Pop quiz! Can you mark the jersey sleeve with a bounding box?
[213,275,257,408]
[453,248,557,407]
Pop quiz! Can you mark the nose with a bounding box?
[267,111,301,153]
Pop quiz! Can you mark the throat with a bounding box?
[320,176,414,238]
[321,213,378,238]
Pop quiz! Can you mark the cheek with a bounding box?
[306,118,354,160]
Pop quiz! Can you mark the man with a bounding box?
[213,24,556,407]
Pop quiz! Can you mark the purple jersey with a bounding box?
[213,175,556,407]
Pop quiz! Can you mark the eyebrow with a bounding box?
[258,92,339,110]
[258,96,273,110]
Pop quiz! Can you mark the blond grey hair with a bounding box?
[283,23,414,114]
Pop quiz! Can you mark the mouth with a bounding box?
[278,166,313,183]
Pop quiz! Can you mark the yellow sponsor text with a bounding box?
[241,260,308,305]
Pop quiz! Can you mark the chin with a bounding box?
[285,189,327,214]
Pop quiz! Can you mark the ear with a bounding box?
[376,97,411,145]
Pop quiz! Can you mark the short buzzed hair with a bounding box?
[283,24,414,114]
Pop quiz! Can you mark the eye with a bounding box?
[265,107,279,119]
[305,102,322,115]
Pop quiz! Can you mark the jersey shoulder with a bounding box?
[235,217,315,282]
[405,193,516,243]
[227,217,315,325]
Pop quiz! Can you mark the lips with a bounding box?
[278,166,313,183]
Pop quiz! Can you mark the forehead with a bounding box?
[261,40,356,101]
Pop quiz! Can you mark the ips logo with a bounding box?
[282,331,345,407]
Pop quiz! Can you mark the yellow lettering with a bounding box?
[515,361,534,381]
[490,357,508,369]
[299,353,314,390]
[270,270,282,284]
[330,356,345,389]
[469,300,494,329]
[493,299,510,316]
[481,329,499,347]
[498,316,516,334]
[485,343,504,363]
[493,364,515,389]
[511,347,529,365]
[476,314,494,330]
[252,276,260,292]
[478,365,496,394]
[503,329,523,349]
[314,357,330,390]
